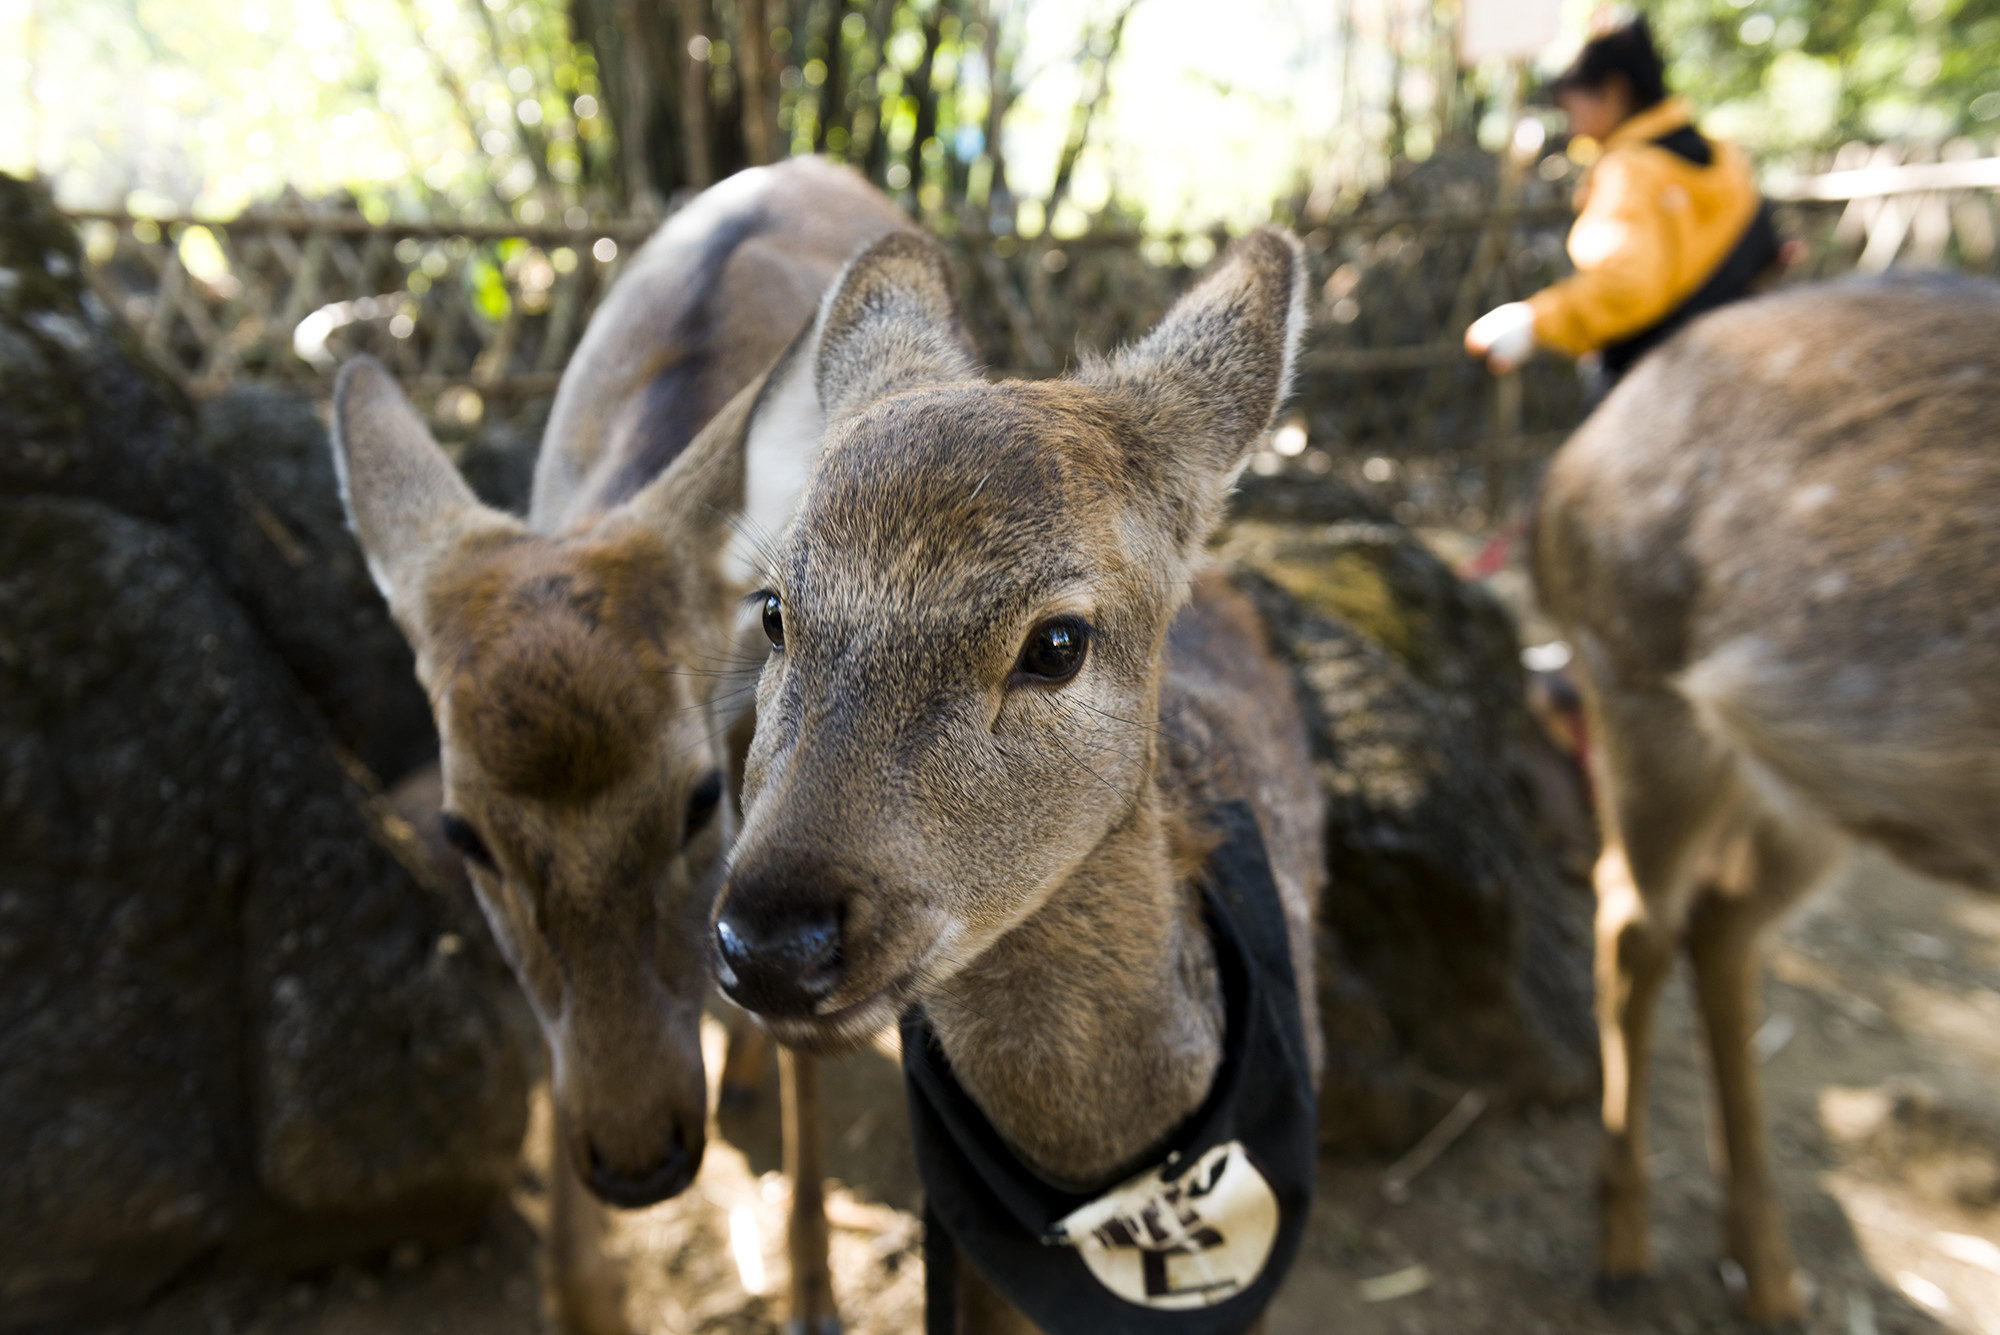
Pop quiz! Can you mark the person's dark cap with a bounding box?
[1549,15,1668,109]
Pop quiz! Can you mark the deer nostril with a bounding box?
[716,918,752,971]
[712,899,844,1018]
[786,920,839,974]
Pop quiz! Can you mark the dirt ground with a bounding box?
[93,847,2000,1335]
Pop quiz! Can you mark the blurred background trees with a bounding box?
[10,0,1999,238]
[6,0,1998,528]
[1655,0,2000,155]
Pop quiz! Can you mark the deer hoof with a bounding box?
[1720,1257,1810,1330]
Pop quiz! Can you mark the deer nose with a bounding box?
[713,897,843,1018]
[585,1122,701,1208]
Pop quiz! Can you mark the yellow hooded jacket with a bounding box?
[1527,97,1762,358]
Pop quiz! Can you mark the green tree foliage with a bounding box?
[10,0,1995,234]
[6,0,621,224]
[1646,0,2000,154]
[7,0,1038,231]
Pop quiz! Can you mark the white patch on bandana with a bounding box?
[1047,1140,1279,1310]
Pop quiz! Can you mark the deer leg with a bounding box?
[547,1110,634,1335]
[721,1009,774,1108]
[1574,677,1724,1298]
[780,1047,839,1335]
[1684,819,1837,1327]
[1592,838,1677,1296]
[1686,890,1798,1326]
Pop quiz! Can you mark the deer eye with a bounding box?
[439,812,497,871]
[685,768,725,836]
[761,593,784,649]
[1014,617,1090,685]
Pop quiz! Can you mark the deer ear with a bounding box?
[624,237,978,589]
[618,322,824,588]
[813,232,979,428]
[1090,226,1306,481]
[332,357,511,626]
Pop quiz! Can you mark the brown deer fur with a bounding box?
[334,159,908,1332]
[713,230,1324,1329]
[1535,274,2000,1325]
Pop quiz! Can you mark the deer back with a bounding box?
[532,158,912,532]
[1537,274,2000,888]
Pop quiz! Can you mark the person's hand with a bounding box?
[1465,302,1538,374]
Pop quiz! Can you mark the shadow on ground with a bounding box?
[92,851,2000,1335]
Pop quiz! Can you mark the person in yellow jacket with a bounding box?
[1466,18,1780,383]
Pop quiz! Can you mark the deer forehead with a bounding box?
[788,383,1154,606]
[428,534,694,804]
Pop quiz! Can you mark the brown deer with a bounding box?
[708,228,1325,1332]
[333,158,909,1334]
[1535,274,2000,1326]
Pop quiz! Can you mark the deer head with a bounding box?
[332,346,819,1206]
[713,228,1306,1054]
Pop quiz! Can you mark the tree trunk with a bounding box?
[679,0,714,187]
[813,0,849,155]
[857,0,895,185]
[739,0,774,165]
[613,0,665,212]
[981,0,1010,220]
[904,3,947,206]
[1046,1,1134,219]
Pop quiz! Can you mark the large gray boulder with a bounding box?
[193,384,438,783]
[0,172,526,1325]
[1223,477,1598,1150]
[0,179,433,786]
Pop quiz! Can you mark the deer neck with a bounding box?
[921,781,1224,1188]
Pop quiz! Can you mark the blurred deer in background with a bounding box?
[709,228,1325,1332]
[335,158,908,1335]
[1536,275,2000,1327]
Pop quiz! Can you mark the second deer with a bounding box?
[334,158,905,1334]
[1537,274,2000,1326]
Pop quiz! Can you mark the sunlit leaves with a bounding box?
[1650,0,2000,153]
[8,0,1994,246]
[10,0,611,223]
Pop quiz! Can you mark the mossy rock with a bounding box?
[1217,512,1598,1136]
[1220,518,1525,718]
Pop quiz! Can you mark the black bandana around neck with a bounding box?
[900,800,1316,1335]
